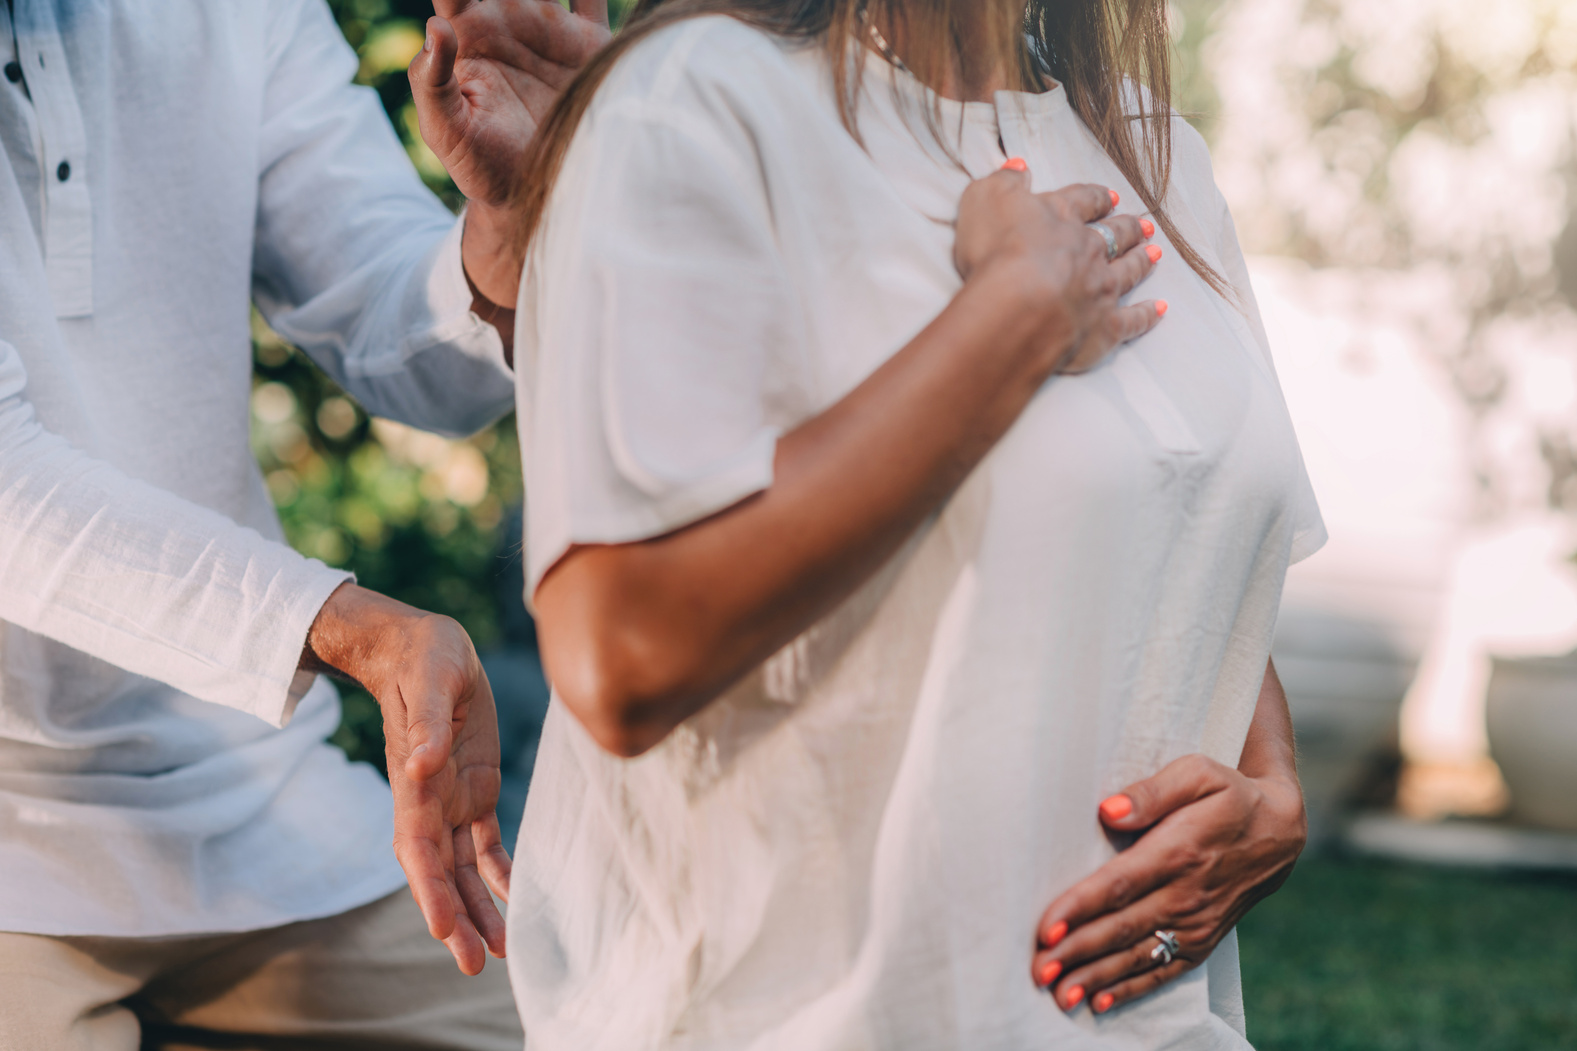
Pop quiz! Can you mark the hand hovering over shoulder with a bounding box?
[1031,660,1307,1014]
[303,583,510,976]
[409,0,613,334]
[535,161,1165,758]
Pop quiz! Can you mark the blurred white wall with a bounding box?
[1190,0,1577,821]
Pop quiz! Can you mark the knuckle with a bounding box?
[1176,888,1212,917]
[1106,872,1134,904]
[1165,842,1204,873]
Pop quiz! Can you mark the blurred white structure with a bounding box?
[1196,0,1577,826]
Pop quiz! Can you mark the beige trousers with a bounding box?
[0,890,522,1051]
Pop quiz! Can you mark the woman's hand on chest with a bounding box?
[954,163,1167,378]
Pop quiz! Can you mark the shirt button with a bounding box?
[3,62,20,84]
[57,160,70,182]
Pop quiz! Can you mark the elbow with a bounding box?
[541,604,698,760]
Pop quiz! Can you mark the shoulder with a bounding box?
[1163,114,1222,210]
[1110,79,1218,190]
[593,15,806,121]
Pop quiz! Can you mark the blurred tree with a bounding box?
[1199,0,1577,518]
[252,0,536,771]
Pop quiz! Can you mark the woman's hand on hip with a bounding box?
[954,163,1166,378]
[1029,661,1306,1014]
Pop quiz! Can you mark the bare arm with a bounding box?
[536,171,1166,757]
[1031,657,1307,1012]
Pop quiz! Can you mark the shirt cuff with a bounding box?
[423,211,510,374]
[264,563,355,729]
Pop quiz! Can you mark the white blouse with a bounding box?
[508,16,1324,1051]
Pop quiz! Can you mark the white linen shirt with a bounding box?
[508,17,1325,1051]
[0,0,513,936]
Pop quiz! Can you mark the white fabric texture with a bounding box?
[508,17,1325,1051]
[0,0,514,936]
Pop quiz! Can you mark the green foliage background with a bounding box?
[254,0,530,769]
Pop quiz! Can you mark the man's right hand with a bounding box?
[408,0,612,310]
[304,583,511,975]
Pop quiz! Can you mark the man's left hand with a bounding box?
[305,583,512,975]
[408,0,611,310]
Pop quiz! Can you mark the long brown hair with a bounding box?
[513,0,1228,298]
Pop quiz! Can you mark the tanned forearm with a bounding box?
[536,175,1163,757]
[1239,658,1301,789]
[539,264,1065,756]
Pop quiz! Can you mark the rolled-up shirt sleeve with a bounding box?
[250,0,514,438]
[0,337,350,727]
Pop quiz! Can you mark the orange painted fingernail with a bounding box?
[1146,245,1163,264]
[1003,157,1028,172]
[1099,794,1133,821]
[1094,992,1115,1013]
[1046,920,1069,946]
[1066,985,1086,1009]
[1140,218,1155,237]
[1038,959,1062,987]
[1155,300,1169,317]
[1109,189,1120,207]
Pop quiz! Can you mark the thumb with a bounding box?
[1098,754,1231,832]
[403,683,458,782]
[571,0,611,29]
[409,17,463,145]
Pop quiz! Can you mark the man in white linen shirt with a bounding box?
[0,1,608,1047]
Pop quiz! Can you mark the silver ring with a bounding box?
[1089,221,1120,261]
[1149,930,1180,966]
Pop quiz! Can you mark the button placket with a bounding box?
[1,2,18,86]
[994,100,1044,192]
[14,1,93,318]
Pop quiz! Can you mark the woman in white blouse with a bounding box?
[502,1,1324,1047]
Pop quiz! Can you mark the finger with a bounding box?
[394,833,460,941]
[1106,238,1163,299]
[1109,301,1167,345]
[442,906,489,976]
[981,158,1030,188]
[570,0,611,28]
[1035,826,1193,945]
[454,823,508,958]
[1049,928,1193,1008]
[410,17,463,136]
[1040,182,1117,223]
[473,812,514,904]
[399,680,457,783]
[1099,754,1233,834]
[430,0,474,19]
[1094,214,1148,259]
[1090,958,1195,1013]
[1042,885,1191,976]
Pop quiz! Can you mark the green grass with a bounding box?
[1241,855,1577,1050]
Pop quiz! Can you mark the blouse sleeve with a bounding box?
[518,85,799,596]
